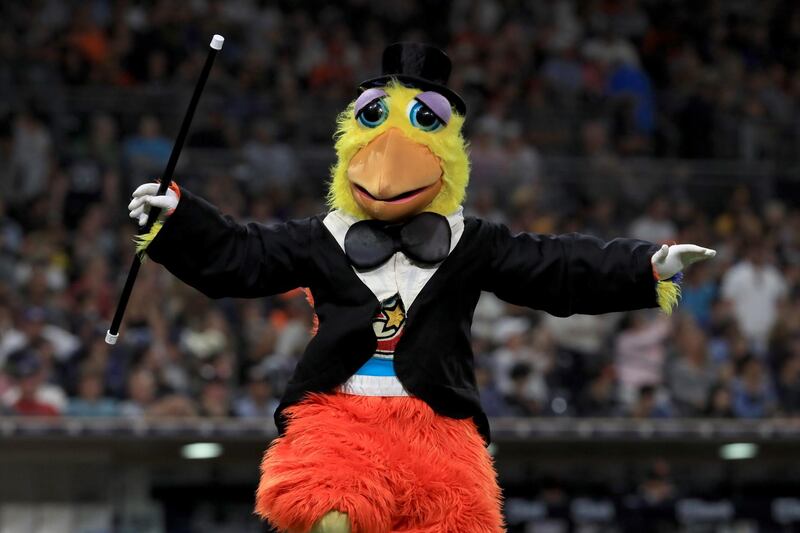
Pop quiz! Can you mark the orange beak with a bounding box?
[347,128,443,221]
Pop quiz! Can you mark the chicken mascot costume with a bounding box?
[128,43,715,533]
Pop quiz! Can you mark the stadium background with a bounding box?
[2,0,800,531]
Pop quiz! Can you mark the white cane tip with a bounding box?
[105,331,119,345]
[210,34,224,50]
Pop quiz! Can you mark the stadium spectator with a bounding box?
[629,385,672,419]
[575,364,620,417]
[504,362,546,417]
[614,312,670,405]
[72,113,121,172]
[8,111,52,209]
[121,366,199,419]
[666,320,717,416]
[541,46,584,95]
[123,115,172,180]
[240,121,299,193]
[777,353,800,414]
[491,317,540,396]
[679,263,717,329]
[234,367,280,419]
[545,313,619,399]
[180,307,230,361]
[628,197,678,245]
[705,385,734,418]
[119,368,157,418]
[0,200,22,283]
[198,378,234,418]
[2,347,65,416]
[503,122,542,189]
[582,28,640,68]
[68,254,115,320]
[721,242,788,352]
[66,368,119,417]
[146,394,198,418]
[731,356,777,419]
[0,307,79,369]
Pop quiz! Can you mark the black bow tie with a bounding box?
[344,212,452,270]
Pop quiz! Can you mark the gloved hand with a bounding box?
[128,182,180,227]
[651,244,716,280]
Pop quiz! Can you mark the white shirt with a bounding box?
[721,261,788,350]
[322,208,465,395]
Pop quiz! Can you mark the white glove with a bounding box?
[128,182,179,227]
[651,244,716,280]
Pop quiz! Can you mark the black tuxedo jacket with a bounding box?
[147,189,660,442]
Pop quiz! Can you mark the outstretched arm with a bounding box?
[482,223,714,316]
[128,183,312,299]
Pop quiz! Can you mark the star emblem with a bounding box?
[384,304,405,329]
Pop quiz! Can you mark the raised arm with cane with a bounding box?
[105,34,224,345]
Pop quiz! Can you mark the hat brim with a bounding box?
[359,74,467,116]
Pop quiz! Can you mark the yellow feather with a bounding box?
[327,81,470,218]
[132,221,164,260]
[655,279,681,315]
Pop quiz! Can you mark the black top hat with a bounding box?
[360,42,467,116]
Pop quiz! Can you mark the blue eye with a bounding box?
[356,99,388,128]
[408,101,444,132]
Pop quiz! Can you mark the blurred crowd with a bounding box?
[2,0,800,158]
[2,0,800,423]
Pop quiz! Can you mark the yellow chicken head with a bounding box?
[327,79,469,222]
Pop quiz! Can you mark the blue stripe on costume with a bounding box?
[354,357,397,376]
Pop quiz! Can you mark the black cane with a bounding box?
[106,34,225,345]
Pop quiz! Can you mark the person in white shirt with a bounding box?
[720,243,788,353]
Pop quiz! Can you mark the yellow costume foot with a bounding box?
[310,511,351,533]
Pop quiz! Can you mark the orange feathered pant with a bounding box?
[255,393,503,533]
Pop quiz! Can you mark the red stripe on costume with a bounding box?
[256,393,503,533]
[375,333,402,353]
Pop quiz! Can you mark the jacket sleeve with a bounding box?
[145,188,312,299]
[482,222,660,316]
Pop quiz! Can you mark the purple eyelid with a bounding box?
[354,88,387,116]
[415,91,451,124]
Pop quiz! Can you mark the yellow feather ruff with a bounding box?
[327,81,470,219]
[655,279,681,315]
[132,221,164,260]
